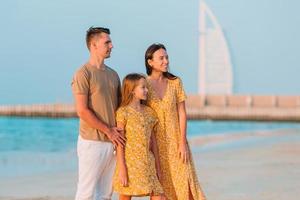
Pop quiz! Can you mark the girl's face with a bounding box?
[133,78,148,100]
[148,48,169,73]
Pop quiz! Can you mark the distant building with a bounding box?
[198,0,233,95]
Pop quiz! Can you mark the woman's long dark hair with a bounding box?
[145,43,177,80]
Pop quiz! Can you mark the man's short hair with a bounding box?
[86,26,110,50]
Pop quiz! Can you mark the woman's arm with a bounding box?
[116,121,128,187]
[177,101,190,163]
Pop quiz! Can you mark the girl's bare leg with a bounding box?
[119,194,131,200]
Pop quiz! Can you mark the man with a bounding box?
[71,27,125,200]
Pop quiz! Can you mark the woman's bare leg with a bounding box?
[189,186,194,200]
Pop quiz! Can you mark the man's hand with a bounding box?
[106,127,126,147]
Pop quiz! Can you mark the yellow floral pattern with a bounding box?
[113,106,163,196]
[146,77,206,200]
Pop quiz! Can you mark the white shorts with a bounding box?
[75,136,116,200]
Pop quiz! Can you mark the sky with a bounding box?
[0,0,300,104]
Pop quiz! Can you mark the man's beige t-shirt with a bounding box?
[71,64,121,142]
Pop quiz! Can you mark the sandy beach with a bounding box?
[1,128,300,200]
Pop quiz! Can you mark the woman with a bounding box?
[145,43,206,200]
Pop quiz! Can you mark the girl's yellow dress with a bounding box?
[113,105,163,196]
[146,77,206,200]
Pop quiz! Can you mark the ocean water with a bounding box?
[0,116,300,178]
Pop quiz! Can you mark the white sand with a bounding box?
[1,129,300,200]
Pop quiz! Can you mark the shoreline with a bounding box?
[1,129,300,200]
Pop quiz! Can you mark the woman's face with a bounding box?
[148,48,169,73]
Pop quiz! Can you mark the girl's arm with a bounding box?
[116,121,128,187]
[177,101,190,163]
[150,131,162,181]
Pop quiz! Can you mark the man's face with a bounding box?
[93,33,113,58]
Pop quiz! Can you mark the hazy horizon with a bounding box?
[1,0,300,104]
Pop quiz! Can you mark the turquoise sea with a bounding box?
[0,117,300,178]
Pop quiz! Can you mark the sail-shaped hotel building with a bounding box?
[198,1,233,95]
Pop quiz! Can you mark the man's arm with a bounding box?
[74,94,125,147]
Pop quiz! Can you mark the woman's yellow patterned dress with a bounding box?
[113,105,164,196]
[146,77,206,200]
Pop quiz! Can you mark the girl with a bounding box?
[113,73,165,200]
[145,43,206,200]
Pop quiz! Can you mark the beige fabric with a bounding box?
[72,64,121,142]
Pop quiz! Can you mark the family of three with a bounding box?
[71,27,206,200]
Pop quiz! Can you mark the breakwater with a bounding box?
[1,95,300,121]
[186,95,300,121]
[0,104,76,118]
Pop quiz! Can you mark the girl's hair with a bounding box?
[120,73,146,107]
[145,43,177,80]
